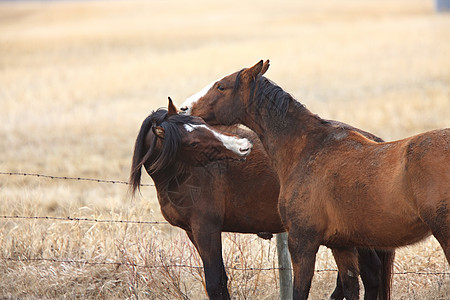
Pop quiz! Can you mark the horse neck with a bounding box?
[149,162,191,194]
[241,96,330,181]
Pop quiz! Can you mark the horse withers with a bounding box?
[181,60,448,299]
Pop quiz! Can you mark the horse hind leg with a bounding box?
[330,249,394,300]
[331,247,360,300]
[331,250,379,300]
[329,274,344,300]
[376,249,395,300]
[357,249,381,300]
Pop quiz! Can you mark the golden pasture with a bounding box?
[0,0,449,298]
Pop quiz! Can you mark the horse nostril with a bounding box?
[240,147,249,153]
[180,106,188,111]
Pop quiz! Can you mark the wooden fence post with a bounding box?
[276,232,292,300]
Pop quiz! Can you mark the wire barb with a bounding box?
[0,172,154,187]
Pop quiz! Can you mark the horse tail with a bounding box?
[129,117,155,197]
[377,249,395,300]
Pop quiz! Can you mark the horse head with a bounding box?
[129,98,252,195]
[179,60,270,125]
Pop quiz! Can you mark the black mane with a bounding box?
[233,71,332,131]
[234,70,303,120]
[253,76,292,118]
[129,108,202,194]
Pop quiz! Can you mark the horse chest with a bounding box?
[156,192,194,230]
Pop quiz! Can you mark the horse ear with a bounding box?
[167,97,178,116]
[152,126,165,139]
[261,59,270,75]
[242,60,264,82]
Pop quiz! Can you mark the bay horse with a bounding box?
[130,99,393,299]
[180,60,449,299]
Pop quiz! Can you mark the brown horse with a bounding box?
[181,60,449,299]
[130,99,393,299]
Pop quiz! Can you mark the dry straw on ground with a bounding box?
[0,0,449,299]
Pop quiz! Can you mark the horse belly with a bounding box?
[222,203,285,233]
[323,211,431,248]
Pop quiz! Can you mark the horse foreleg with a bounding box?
[186,230,230,300]
[332,247,360,300]
[429,227,450,264]
[288,229,321,300]
[420,203,450,265]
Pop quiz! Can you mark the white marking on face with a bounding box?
[183,124,196,132]
[183,123,252,156]
[180,74,230,115]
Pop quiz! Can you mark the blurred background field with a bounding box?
[0,0,449,298]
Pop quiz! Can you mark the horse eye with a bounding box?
[217,85,225,91]
[188,142,199,147]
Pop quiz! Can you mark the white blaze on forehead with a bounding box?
[183,124,252,156]
[180,74,229,115]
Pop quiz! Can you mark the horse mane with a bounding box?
[234,70,313,122]
[253,76,291,118]
[235,72,388,138]
[129,109,202,196]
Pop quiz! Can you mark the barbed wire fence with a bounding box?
[1,171,449,277]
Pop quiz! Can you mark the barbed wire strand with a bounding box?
[0,256,332,272]
[0,215,168,225]
[1,257,202,270]
[2,257,448,276]
[0,172,154,187]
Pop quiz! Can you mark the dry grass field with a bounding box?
[0,0,449,298]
